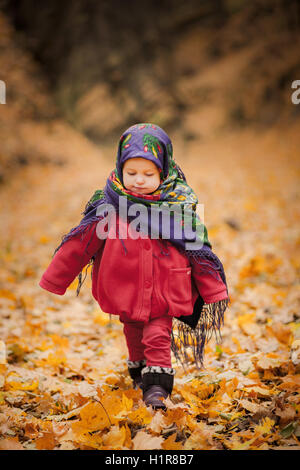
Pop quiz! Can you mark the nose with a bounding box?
[135,175,144,185]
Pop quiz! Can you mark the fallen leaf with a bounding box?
[243,386,276,398]
[35,431,56,450]
[275,405,297,426]
[254,417,275,436]
[71,401,111,434]
[127,406,153,425]
[162,433,183,450]
[0,437,24,450]
[256,355,286,370]
[102,425,127,449]
[280,421,298,439]
[132,430,163,450]
[148,410,166,434]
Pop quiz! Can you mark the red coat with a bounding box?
[39,215,228,323]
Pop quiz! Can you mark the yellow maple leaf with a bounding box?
[121,393,133,412]
[49,334,69,348]
[254,417,275,436]
[5,372,39,392]
[127,406,153,425]
[244,385,276,398]
[180,389,207,415]
[102,425,127,449]
[7,379,39,392]
[47,350,67,367]
[72,401,111,434]
[100,392,127,423]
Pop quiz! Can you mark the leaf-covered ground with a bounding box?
[0,115,299,450]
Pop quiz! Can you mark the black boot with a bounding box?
[142,366,175,410]
[127,359,146,390]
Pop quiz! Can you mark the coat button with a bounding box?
[145,244,151,251]
[145,280,151,288]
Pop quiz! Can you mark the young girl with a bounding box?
[39,123,229,410]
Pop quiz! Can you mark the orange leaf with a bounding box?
[165,408,187,427]
[0,289,16,301]
[24,422,40,439]
[162,433,183,450]
[266,323,292,346]
[278,375,300,391]
[102,425,127,449]
[35,432,56,450]
[0,437,24,450]
[72,401,110,434]
[127,406,153,425]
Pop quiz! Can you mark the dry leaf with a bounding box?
[183,422,215,450]
[71,401,110,434]
[275,405,297,426]
[132,430,163,450]
[148,410,166,434]
[102,425,128,449]
[162,433,183,450]
[35,431,56,450]
[0,437,24,450]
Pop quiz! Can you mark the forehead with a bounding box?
[122,157,159,171]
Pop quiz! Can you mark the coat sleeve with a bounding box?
[190,259,229,304]
[39,221,105,295]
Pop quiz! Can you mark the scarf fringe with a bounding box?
[76,257,95,297]
[171,298,229,369]
[185,248,228,288]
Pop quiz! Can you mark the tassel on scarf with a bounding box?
[171,298,230,369]
[76,256,95,296]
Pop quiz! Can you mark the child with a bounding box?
[39,123,229,410]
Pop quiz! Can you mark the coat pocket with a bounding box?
[168,267,192,305]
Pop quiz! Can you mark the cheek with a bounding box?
[151,174,161,189]
[123,173,131,187]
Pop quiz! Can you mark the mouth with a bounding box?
[132,187,147,192]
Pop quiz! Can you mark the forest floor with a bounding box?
[0,114,300,450]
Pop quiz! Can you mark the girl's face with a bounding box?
[122,157,161,195]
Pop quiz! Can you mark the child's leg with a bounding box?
[122,321,145,362]
[122,321,145,389]
[141,315,175,409]
[142,315,173,367]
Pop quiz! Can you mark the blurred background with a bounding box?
[0,0,299,297]
[0,0,299,182]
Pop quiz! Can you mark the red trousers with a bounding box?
[121,292,173,368]
[122,315,173,368]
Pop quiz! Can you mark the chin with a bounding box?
[132,188,148,194]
